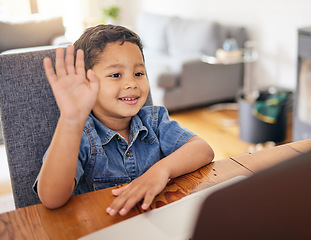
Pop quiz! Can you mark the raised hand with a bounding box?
[43,45,99,123]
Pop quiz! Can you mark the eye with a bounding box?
[135,72,144,77]
[110,73,121,78]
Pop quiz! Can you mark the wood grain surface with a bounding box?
[1,139,309,240]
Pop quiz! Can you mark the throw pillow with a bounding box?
[137,12,172,54]
[166,17,223,57]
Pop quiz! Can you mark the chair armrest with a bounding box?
[201,55,244,65]
[180,58,243,100]
[181,58,243,82]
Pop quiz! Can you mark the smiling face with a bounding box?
[91,41,149,126]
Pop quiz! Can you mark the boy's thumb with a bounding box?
[87,69,98,82]
[86,69,99,92]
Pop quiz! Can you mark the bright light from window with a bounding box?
[0,0,31,17]
[37,0,85,42]
[0,0,86,42]
[37,0,63,15]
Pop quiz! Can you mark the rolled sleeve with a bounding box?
[75,160,84,186]
[75,130,91,186]
[32,149,49,194]
[157,106,196,156]
[32,134,88,194]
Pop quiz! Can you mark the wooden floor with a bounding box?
[169,104,249,160]
[169,103,292,161]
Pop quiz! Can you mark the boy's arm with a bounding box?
[37,117,84,209]
[37,45,99,209]
[106,136,214,216]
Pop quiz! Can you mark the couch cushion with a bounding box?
[0,14,65,53]
[166,17,223,57]
[137,12,171,54]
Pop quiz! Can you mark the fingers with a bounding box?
[86,70,100,99]
[65,45,75,75]
[107,185,157,216]
[75,49,85,76]
[106,168,169,217]
[107,194,144,216]
[111,184,129,196]
[54,45,86,78]
[43,57,57,85]
[141,192,154,210]
[55,47,66,78]
[87,70,100,92]
[47,46,89,83]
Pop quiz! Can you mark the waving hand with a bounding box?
[43,45,99,122]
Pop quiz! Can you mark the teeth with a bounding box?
[120,97,137,101]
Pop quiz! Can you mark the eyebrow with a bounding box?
[105,63,145,70]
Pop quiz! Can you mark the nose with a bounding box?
[123,76,137,89]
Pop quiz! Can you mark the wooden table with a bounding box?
[1,139,310,240]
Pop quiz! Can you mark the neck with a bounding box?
[93,112,131,142]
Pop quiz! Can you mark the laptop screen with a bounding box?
[192,150,311,240]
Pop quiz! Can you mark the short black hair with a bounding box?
[74,24,144,71]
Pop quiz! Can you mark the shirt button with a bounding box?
[117,136,121,141]
[126,151,131,157]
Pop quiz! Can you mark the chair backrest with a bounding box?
[0,49,153,208]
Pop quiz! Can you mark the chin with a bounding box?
[122,110,140,118]
[116,107,139,117]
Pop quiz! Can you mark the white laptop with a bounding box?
[79,176,246,240]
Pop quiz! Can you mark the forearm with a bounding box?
[156,136,214,179]
[106,136,214,216]
[37,116,85,209]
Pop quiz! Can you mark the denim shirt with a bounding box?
[34,106,195,196]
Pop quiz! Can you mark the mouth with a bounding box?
[118,96,140,105]
[119,97,139,101]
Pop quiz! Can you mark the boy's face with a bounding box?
[91,41,149,123]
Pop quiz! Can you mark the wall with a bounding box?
[137,0,311,91]
[83,0,311,91]
[2,0,310,91]
[81,0,142,29]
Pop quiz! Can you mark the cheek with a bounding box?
[141,80,150,93]
[144,85,150,96]
[99,81,119,95]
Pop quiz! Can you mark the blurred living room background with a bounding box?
[2,0,311,89]
[1,0,311,213]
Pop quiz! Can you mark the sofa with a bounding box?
[0,14,70,53]
[137,12,247,111]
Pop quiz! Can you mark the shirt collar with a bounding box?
[130,114,148,141]
[89,113,148,145]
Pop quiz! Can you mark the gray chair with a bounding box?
[0,49,153,208]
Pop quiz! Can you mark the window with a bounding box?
[0,0,31,17]
[0,0,86,42]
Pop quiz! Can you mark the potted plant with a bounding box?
[102,5,120,24]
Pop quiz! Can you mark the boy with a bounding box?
[36,25,214,216]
